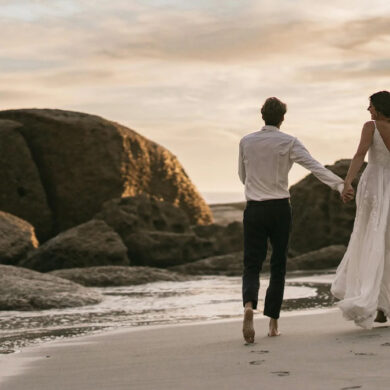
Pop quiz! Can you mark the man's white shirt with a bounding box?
[238,125,344,201]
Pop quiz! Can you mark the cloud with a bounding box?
[41,69,114,86]
[325,17,390,50]
[297,58,390,82]
[0,0,389,192]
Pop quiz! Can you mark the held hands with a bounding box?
[341,183,355,203]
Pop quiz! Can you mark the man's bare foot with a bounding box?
[242,308,255,343]
[374,310,387,323]
[268,318,281,337]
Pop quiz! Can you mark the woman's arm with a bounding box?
[238,140,246,184]
[342,121,375,200]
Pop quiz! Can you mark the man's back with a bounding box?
[239,125,297,201]
[239,125,343,201]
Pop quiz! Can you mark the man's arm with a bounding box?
[290,138,344,192]
[238,140,246,184]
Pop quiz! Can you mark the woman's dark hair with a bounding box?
[261,97,287,126]
[370,91,390,118]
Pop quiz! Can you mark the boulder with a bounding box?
[171,245,346,276]
[19,220,129,272]
[290,159,364,255]
[191,221,243,255]
[123,230,213,267]
[0,265,102,310]
[0,109,212,241]
[0,120,52,239]
[170,252,244,276]
[0,211,39,265]
[95,196,243,267]
[288,245,346,271]
[95,195,191,235]
[50,265,192,287]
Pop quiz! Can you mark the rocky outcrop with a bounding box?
[192,222,243,255]
[50,266,192,287]
[95,195,191,236]
[170,252,245,276]
[0,120,52,239]
[20,220,129,272]
[288,245,346,271]
[0,265,102,310]
[0,211,39,265]
[124,230,214,267]
[0,109,212,241]
[95,195,211,267]
[289,159,364,255]
[171,245,346,276]
[95,196,244,267]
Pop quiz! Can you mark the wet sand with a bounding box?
[2,309,390,390]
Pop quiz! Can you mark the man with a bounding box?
[238,97,354,343]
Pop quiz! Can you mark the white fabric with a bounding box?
[331,121,390,329]
[238,125,344,201]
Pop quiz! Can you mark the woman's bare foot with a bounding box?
[242,308,255,343]
[268,318,281,337]
[374,310,387,323]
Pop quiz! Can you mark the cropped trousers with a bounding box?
[242,198,292,319]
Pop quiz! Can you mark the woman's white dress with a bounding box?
[331,121,390,329]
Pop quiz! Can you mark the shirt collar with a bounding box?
[261,125,280,132]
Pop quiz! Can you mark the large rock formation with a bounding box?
[287,245,346,271]
[95,195,191,236]
[289,159,364,255]
[20,220,129,272]
[95,195,243,267]
[192,222,243,255]
[0,265,102,310]
[0,211,39,265]
[171,245,346,276]
[0,120,52,239]
[0,109,212,241]
[170,252,244,276]
[50,266,191,287]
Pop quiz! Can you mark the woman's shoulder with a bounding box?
[362,121,376,133]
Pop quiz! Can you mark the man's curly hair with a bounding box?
[261,97,287,126]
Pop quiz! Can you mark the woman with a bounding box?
[331,90,390,329]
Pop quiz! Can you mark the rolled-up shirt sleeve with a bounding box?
[290,138,344,192]
[238,140,246,184]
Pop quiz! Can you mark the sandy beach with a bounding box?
[1,309,390,390]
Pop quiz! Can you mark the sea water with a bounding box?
[0,271,336,354]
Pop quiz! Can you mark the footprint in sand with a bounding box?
[250,350,269,354]
[359,333,380,339]
[249,360,265,365]
[341,386,362,390]
[381,342,390,346]
[271,371,290,377]
[353,352,376,356]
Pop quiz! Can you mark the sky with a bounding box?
[1,0,390,193]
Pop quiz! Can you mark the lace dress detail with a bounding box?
[331,121,390,328]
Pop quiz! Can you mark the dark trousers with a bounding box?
[242,198,292,319]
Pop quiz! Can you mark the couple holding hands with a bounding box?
[238,91,390,343]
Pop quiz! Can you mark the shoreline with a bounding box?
[2,307,390,390]
[0,271,336,356]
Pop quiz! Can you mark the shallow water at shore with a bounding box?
[0,271,336,354]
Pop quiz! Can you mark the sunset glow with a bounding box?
[1,0,389,192]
